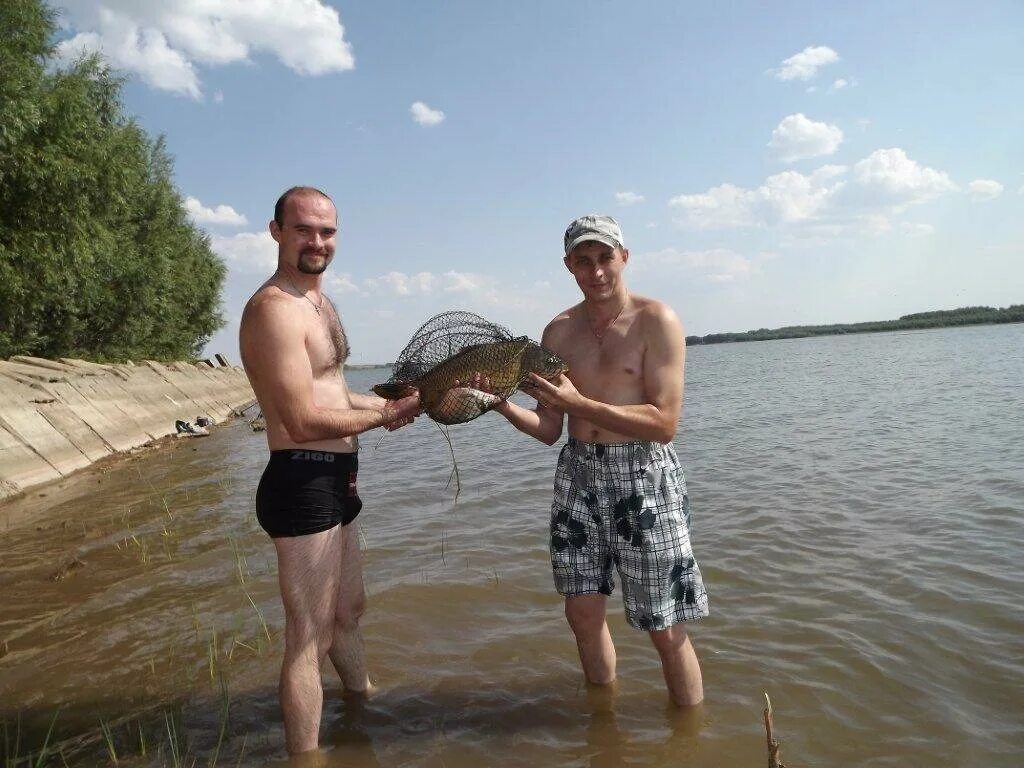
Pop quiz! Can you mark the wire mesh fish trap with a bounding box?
[374,310,567,425]
[387,310,515,385]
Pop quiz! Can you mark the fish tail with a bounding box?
[373,383,418,400]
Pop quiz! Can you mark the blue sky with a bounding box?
[54,1,1024,363]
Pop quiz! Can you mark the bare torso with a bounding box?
[546,295,661,443]
[241,286,357,452]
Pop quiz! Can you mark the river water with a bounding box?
[2,323,1022,767]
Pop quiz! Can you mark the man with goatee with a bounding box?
[239,186,419,754]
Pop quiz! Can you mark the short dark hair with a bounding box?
[273,186,334,226]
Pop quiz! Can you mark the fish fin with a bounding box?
[373,383,417,400]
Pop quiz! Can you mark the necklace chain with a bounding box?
[586,301,627,344]
[283,275,323,316]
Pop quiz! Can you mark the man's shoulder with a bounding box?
[633,294,681,329]
[542,304,580,342]
[546,304,576,327]
[629,295,684,352]
[241,283,302,333]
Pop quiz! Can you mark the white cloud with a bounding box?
[209,231,277,273]
[367,271,416,296]
[901,222,935,237]
[327,273,361,294]
[364,270,482,296]
[58,10,201,98]
[830,77,857,91]
[410,272,437,292]
[669,168,847,229]
[642,248,755,283]
[768,113,844,162]
[442,271,480,292]
[669,148,957,237]
[967,179,1004,202]
[186,196,248,226]
[410,101,445,126]
[772,45,839,81]
[853,148,958,206]
[55,0,354,99]
[860,214,892,236]
[615,191,645,205]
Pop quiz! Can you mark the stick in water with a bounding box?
[763,691,785,768]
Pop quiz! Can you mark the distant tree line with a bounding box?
[0,0,225,362]
[685,305,1024,346]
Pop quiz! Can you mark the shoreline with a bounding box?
[0,356,254,504]
[685,306,1024,346]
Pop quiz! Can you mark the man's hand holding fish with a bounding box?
[520,371,583,412]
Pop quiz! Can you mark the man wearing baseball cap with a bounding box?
[493,214,709,706]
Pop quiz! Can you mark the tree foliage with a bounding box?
[685,305,1024,346]
[0,0,225,361]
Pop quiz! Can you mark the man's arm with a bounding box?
[348,391,388,411]
[242,299,419,442]
[347,390,416,431]
[527,303,684,444]
[491,323,565,445]
[493,399,565,445]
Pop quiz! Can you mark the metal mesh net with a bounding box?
[375,311,531,425]
[384,310,515,385]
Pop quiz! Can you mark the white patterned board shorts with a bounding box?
[550,438,709,631]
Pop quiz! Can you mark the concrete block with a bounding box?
[0,354,253,501]
[108,374,177,439]
[112,364,194,437]
[35,398,113,462]
[0,422,57,494]
[185,364,244,416]
[146,361,227,420]
[57,358,116,373]
[38,380,127,453]
[0,378,90,476]
[65,376,152,449]
[9,356,82,374]
[0,360,68,383]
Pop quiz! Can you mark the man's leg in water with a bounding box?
[564,593,617,685]
[649,623,704,706]
[328,521,371,692]
[274,525,344,754]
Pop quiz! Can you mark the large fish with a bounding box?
[373,337,567,425]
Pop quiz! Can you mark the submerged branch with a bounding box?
[763,692,785,768]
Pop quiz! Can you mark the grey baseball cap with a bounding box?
[563,215,625,254]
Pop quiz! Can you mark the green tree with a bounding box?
[0,0,225,361]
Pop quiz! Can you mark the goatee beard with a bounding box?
[298,252,329,274]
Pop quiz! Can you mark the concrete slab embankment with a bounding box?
[0,356,254,501]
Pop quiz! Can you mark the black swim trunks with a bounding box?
[255,450,362,538]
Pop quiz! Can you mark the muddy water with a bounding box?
[2,323,1023,767]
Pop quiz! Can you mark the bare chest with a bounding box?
[306,300,349,376]
[560,327,646,399]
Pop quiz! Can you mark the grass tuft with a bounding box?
[98,717,118,765]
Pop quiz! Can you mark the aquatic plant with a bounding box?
[208,676,230,768]
[97,718,117,765]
